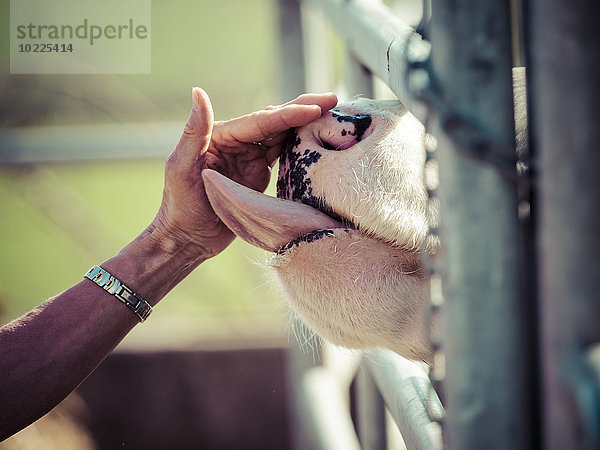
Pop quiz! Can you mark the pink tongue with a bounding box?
[202,169,343,252]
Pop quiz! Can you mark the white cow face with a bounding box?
[276,98,432,251]
[203,98,435,362]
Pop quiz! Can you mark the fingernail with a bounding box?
[192,87,200,111]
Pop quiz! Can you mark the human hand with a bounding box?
[149,88,338,259]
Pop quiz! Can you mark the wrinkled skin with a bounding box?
[151,88,338,258]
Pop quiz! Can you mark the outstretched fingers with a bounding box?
[214,105,316,145]
[214,92,338,146]
[282,92,338,110]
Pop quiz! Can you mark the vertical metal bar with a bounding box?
[345,50,374,99]
[364,350,443,450]
[301,0,331,93]
[287,324,324,450]
[298,363,362,450]
[278,0,306,100]
[357,367,387,450]
[343,50,388,450]
[429,1,533,448]
[277,2,326,449]
[527,0,600,447]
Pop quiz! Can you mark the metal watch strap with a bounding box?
[84,265,152,322]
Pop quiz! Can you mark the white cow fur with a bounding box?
[205,68,526,364]
[271,99,435,362]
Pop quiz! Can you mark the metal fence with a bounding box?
[279,0,600,449]
[1,0,597,447]
[278,1,444,448]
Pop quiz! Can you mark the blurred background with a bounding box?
[0,0,419,448]
[0,0,299,330]
[0,0,344,448]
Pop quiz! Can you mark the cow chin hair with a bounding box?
[269,229,433,363]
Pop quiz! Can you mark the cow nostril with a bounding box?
[320,139,337,151]
[331,112,373,142]
[314,111,374,151]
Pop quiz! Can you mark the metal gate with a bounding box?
[279,0,600,449]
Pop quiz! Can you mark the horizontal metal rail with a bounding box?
[0,122,182,164]
[309,0,430,122]
[363,350,443,450]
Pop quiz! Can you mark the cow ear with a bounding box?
[202,169,342,252]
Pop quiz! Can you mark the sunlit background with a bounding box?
[0,1,346,447]
[0,0,421,447]
[0,0,339,334]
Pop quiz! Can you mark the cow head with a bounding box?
[203,98,436,362]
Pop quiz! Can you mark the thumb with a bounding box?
[173,87,214,166]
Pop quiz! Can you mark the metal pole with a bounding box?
[300,0,331,93]
[342,54,389,450]
[527,0,600,447]
[277,2,327,449]
[356,367,387,450]
[429,0,533,448]
[278,0,307,100]
[364,350,443,450]
[311,0,430,122]
[345,50,373,100]
[297,364,361,450]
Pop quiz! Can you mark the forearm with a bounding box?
[0,226,205,440]
[0,88,336,440]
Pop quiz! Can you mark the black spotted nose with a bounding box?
[315,110,373,151]
[331,111,372,142]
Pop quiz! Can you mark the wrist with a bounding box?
[140,220,211,259]
[100,224,207,306]
[148,210,234,260]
